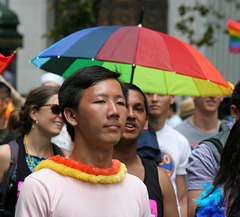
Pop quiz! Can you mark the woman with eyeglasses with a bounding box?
[0,86,64,217]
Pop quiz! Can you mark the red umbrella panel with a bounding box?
[32,26,233,96]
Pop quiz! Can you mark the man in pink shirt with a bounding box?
[15,66,151,217]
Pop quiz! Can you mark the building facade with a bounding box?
[3,0,240,95]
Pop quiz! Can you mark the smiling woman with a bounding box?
[0,86,64,217]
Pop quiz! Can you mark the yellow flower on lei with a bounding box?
[35,156,127,184]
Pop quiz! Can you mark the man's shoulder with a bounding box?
[188,143,219,167]
[163,124,189,141]
[157,125,190,153]
[174,118,191,131]
[197,120,232,163]
[31,168,146,185]
[27,168,60,183]
[125,173,146,186]
[191,143,214,157]
[124,174,151,203]
[187,143,219,189]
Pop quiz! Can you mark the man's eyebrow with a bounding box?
[116,94,125,99]
[95,93,125,99]
[134,102,145,107]
[95,93,107,97]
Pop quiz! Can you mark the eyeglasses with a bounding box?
[41,104,61,115]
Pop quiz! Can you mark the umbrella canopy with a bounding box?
[32,25,233,96]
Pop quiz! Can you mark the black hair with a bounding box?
[213,119,240,213]
[124,83,149,116]
[59,66,128,142]
[218,96,231,120]
[170,102,177,113]
[230,80,240,110]
[0,81,11,99]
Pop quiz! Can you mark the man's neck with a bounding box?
[0,114,8,129]
[189,111,220,133]
[69,138,113,168]
[113,139,138,165]
[149,115,166,131]
[113,141,144,181]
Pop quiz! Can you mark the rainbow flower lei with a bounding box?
[35,156,127,184]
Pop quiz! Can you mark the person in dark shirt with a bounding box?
[0,82,13,144]
[113,83,179,217]
[0,86,64,216]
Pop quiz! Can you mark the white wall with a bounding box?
[9,0,51,95]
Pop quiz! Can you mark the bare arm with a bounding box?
[188,190,201,217]
[158,167,179,217]
[186,144,219,217]
[0,144,11,184]
[176,174,187,217]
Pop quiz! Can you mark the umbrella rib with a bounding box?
[162,70,169,95]
[130,64,135,83]
[131,26,142,83]
[190,76,201,97]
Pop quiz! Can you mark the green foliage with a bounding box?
[176,1,239,47]
[45,0,98,42]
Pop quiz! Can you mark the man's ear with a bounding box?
[219,96,224,103]
[3,97,10,110]
[64,108,78,126]
[170,95,177,104]
[143,117,148,130]
[230,105,240,120]
[191,96,196,101]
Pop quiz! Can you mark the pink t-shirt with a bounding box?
[15,168,151,217]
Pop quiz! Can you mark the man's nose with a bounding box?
[107,101,120,118]
[152,94,159,101]
[127,107,135,119]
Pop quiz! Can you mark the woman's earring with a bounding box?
[36,120,38,125]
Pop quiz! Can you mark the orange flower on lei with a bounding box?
[35,156,127,184]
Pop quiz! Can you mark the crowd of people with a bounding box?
[0,65,239,217]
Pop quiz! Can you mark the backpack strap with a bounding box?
[0,140,19,216]
[200,120,231,164]
[52,143,64,156]
[202,138,223,164]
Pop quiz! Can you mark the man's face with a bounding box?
[145,93,175,118]
[73,78,127,149]
[0,94,9,116]
[193,96,223,113]
[121,89,148,142]
[0,98,5,115]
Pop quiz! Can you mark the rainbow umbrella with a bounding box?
[32,26,233,96]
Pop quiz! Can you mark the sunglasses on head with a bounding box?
[41,104,61,115]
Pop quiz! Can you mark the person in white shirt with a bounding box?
[138,93,191,217]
